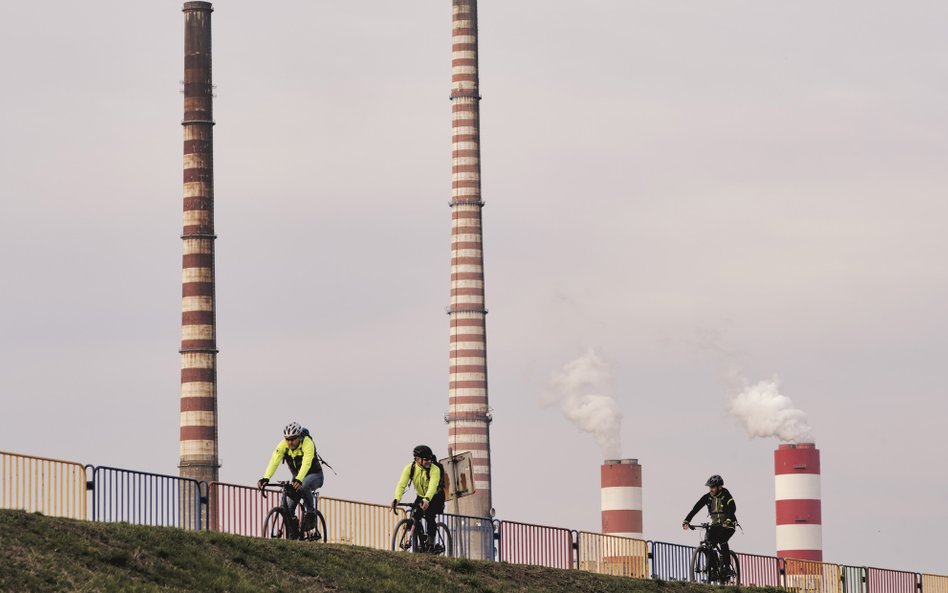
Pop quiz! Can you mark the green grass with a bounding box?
[0,510,785,593]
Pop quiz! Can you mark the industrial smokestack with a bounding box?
[179,1,219,486]
[775,442,822,561]
[445,0,492,519]
[601,459,643,539]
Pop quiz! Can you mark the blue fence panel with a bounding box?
[90,466,204,530]
[649,540,695,581]
[439,512,495,561]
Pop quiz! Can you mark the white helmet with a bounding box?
[283,422,303,439]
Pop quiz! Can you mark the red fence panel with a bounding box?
[866,567,918,593]
[498,521,573,570]
[208,482,280,537]
[736,551,782,588]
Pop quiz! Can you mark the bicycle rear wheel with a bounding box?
[263,507,291,539]
[432,521,453,557]
[391,518,418,552]
[690,547,713,583]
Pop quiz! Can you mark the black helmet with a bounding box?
[412,445,434,460]
[705,474,724,487]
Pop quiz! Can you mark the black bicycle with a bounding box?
[391,501,453,556]
[261,481,327,542]
[688,522,740,586]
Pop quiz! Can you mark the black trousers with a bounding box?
[708,524,735,567]
[412,492,445,539]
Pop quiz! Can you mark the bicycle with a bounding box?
[391,501,453,556]
[261,481,327,542]
[687,522,741,586]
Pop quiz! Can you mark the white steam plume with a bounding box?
[544,349,623,459]
[729,376,813,443]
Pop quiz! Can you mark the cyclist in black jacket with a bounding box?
[683,474,738,576]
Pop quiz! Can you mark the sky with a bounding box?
[2,0,946,576]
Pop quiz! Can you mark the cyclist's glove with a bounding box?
[257,478,269,490]
[291,479,302,490]
[391,499,398,513]
[723,518,734,528]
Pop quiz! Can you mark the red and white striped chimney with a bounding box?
[446,0,492,519]
[601,459,643,539]
[179,1,219,486]
[775,443,822,561]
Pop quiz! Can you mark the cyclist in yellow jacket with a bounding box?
[257,421,323,537]
[390,444,445,552]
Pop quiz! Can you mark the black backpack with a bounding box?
[285,428,335,474]
[409,456,449,498]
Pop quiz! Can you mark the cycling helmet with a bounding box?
[412,445,434,460]
[283,422,303,439]
[705,474,724,487]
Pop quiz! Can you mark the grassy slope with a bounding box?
[0,510,785,593]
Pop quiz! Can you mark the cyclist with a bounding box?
[257,421,323,538]
[390,444,445,553]
[682,474,738,577]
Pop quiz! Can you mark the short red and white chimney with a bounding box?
[775,443,822,561]
[601,459,643,539]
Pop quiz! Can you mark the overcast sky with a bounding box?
[2,0,946,576]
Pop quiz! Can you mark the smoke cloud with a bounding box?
[544,349,623,459]
[729,376,813,443]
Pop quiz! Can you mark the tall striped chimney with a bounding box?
[775,443,822,561]
[445,0,492,519]
[179,1,219,486]
[601,459,643,539]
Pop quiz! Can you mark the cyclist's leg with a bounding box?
[709,525,734,570]
[424,492,446,553]
[300,472,324,514]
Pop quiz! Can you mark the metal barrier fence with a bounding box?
[497,521,574,569]
[738,551,783,588]
[207,482,278,537]
[3,452,948,591]
[866,567,918,593]
[576,532,648,578]
[439,512,495,560]
[783,558,843,593]
[0,451,88,520]
[923,574,948,593]
[89,466,203,529]
[649,540,694,581]
[320,495,403,550]
[841,565,867,593]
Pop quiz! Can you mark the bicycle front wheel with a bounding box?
[391,518,418,552]
[301,510,327,542]
[263,507,290,539]
[723,551,741,586]
[690,547,713,583]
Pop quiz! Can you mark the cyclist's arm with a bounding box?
[263,441,287,480]
[684,493,710,523]
[422,463,441,502]
[294,436,316,481]
[393,463,412,501]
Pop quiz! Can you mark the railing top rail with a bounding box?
[0,450,87,468]
[499,519,573,533]
[92,465,203,483]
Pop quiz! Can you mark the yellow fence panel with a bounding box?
[0,451,87,520]
[784,558,843,593]
[577,531,649,579]
[923,574,948,593]
[320,495,405,551]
